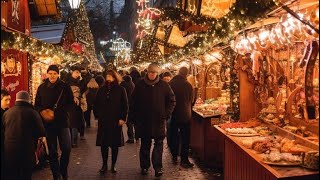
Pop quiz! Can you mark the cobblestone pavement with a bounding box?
[32,119,223,180]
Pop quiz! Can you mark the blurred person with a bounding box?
[93,70,128,174]
[169,67,194,168]
[83,77,99,128]
[119,71,136,143]
[35,65,74,180]
[3,91,45,180]
[1,89,11,180]
[129,68,142,86]
[162,71,173,83]
[65,66,87,146]
[131,63,176,177]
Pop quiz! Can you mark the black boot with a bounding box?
[111,147,118,173]
[99,148,108,174]
[111,164,117,173]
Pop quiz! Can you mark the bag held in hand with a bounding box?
[40,89,64,123]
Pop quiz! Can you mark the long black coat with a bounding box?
[65,75,85,128]
[35,78,74,128]
[3,101,45,169]
[93,82,128,147]
[169,75,194,124]
[131,78,176,139]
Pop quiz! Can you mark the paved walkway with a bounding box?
[32,119,223,180]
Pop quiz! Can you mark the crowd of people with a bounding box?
[1,62,196,180]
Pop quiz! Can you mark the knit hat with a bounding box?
[16,90,30,103]
[47,65,59,74]
[147,63,161,73]
[178,67,189,78]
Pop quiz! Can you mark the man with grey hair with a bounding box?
[169,66,194,168]
[131,62,176,177]
[3,91,45,180]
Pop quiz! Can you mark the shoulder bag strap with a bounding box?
[53,89,64,110]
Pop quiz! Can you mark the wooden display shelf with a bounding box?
[215,125,319,180]
[190,110,223,170]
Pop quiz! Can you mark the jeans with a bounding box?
[169,119,191,161]
[71,128,78,145]
[140,137,164,171]
[46,128,71,180]
[84,107,92,127]
[126,119,135,140]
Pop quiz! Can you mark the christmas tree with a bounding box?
[61,2,98,65]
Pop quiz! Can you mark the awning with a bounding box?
[30,23,66,44]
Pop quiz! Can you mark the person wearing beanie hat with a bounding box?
[35,64,74,180]
[47,64,60,74]
[2,91,45,180]
[131,62,176,177]
[168,66,194,168]
[162,71,173,83]
[15,90,31,103]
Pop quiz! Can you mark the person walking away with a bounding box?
[35,65,74,180]
[1,89,11,180]
[169,67,194,168]
[161,71,174,151]
[120,73,136,143]
[131,63,176,177]
[65,66,87,146]
[93,70,128,174]
[84,77,99,128]
[3,91,45,180]
[79,68,91,132]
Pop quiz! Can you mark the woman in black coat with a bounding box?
[93,70,128,174]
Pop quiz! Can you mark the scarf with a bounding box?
[144,75,160,86]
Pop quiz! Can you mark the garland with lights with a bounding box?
[132,0,277,64]
[1,28,83,63]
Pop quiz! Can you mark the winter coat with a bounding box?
[85,78,99,109]
[131,76,176,139]
[35,78,74,128]
[130,70,142,85]
[3,101,45,169]
[120,75,135,105]
[1,108,8,170]
[169,75,194,124]
[93,82,128,147]
[65,75,86,128]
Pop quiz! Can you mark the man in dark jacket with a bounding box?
[131,63,176,177]
[1,89,11,180]
[169,67,194,168]
[120,74,136,143]
[3,91,45,180]
[35,65,74,180]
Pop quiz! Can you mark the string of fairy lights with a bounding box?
[132,0,277,64]
[1,29,83,63]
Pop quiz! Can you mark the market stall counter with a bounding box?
[190,110,224,170]
[214,123,319,180]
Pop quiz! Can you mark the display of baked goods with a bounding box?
[262,151,302,166]
[280,138,312,154]
[254,126,273,136]
[302,151,319,170]
[225,127,258,134]
[219,119,262,130]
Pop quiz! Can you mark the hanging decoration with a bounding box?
[230,8,319,55]
[135,0,162,40]
[71,42,83,54]
[201,0,236,18]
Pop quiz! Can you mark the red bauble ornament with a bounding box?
[71,42,83,54]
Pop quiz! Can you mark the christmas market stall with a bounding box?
[211,0,319,179]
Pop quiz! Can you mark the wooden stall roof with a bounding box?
[29,0,58,18]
